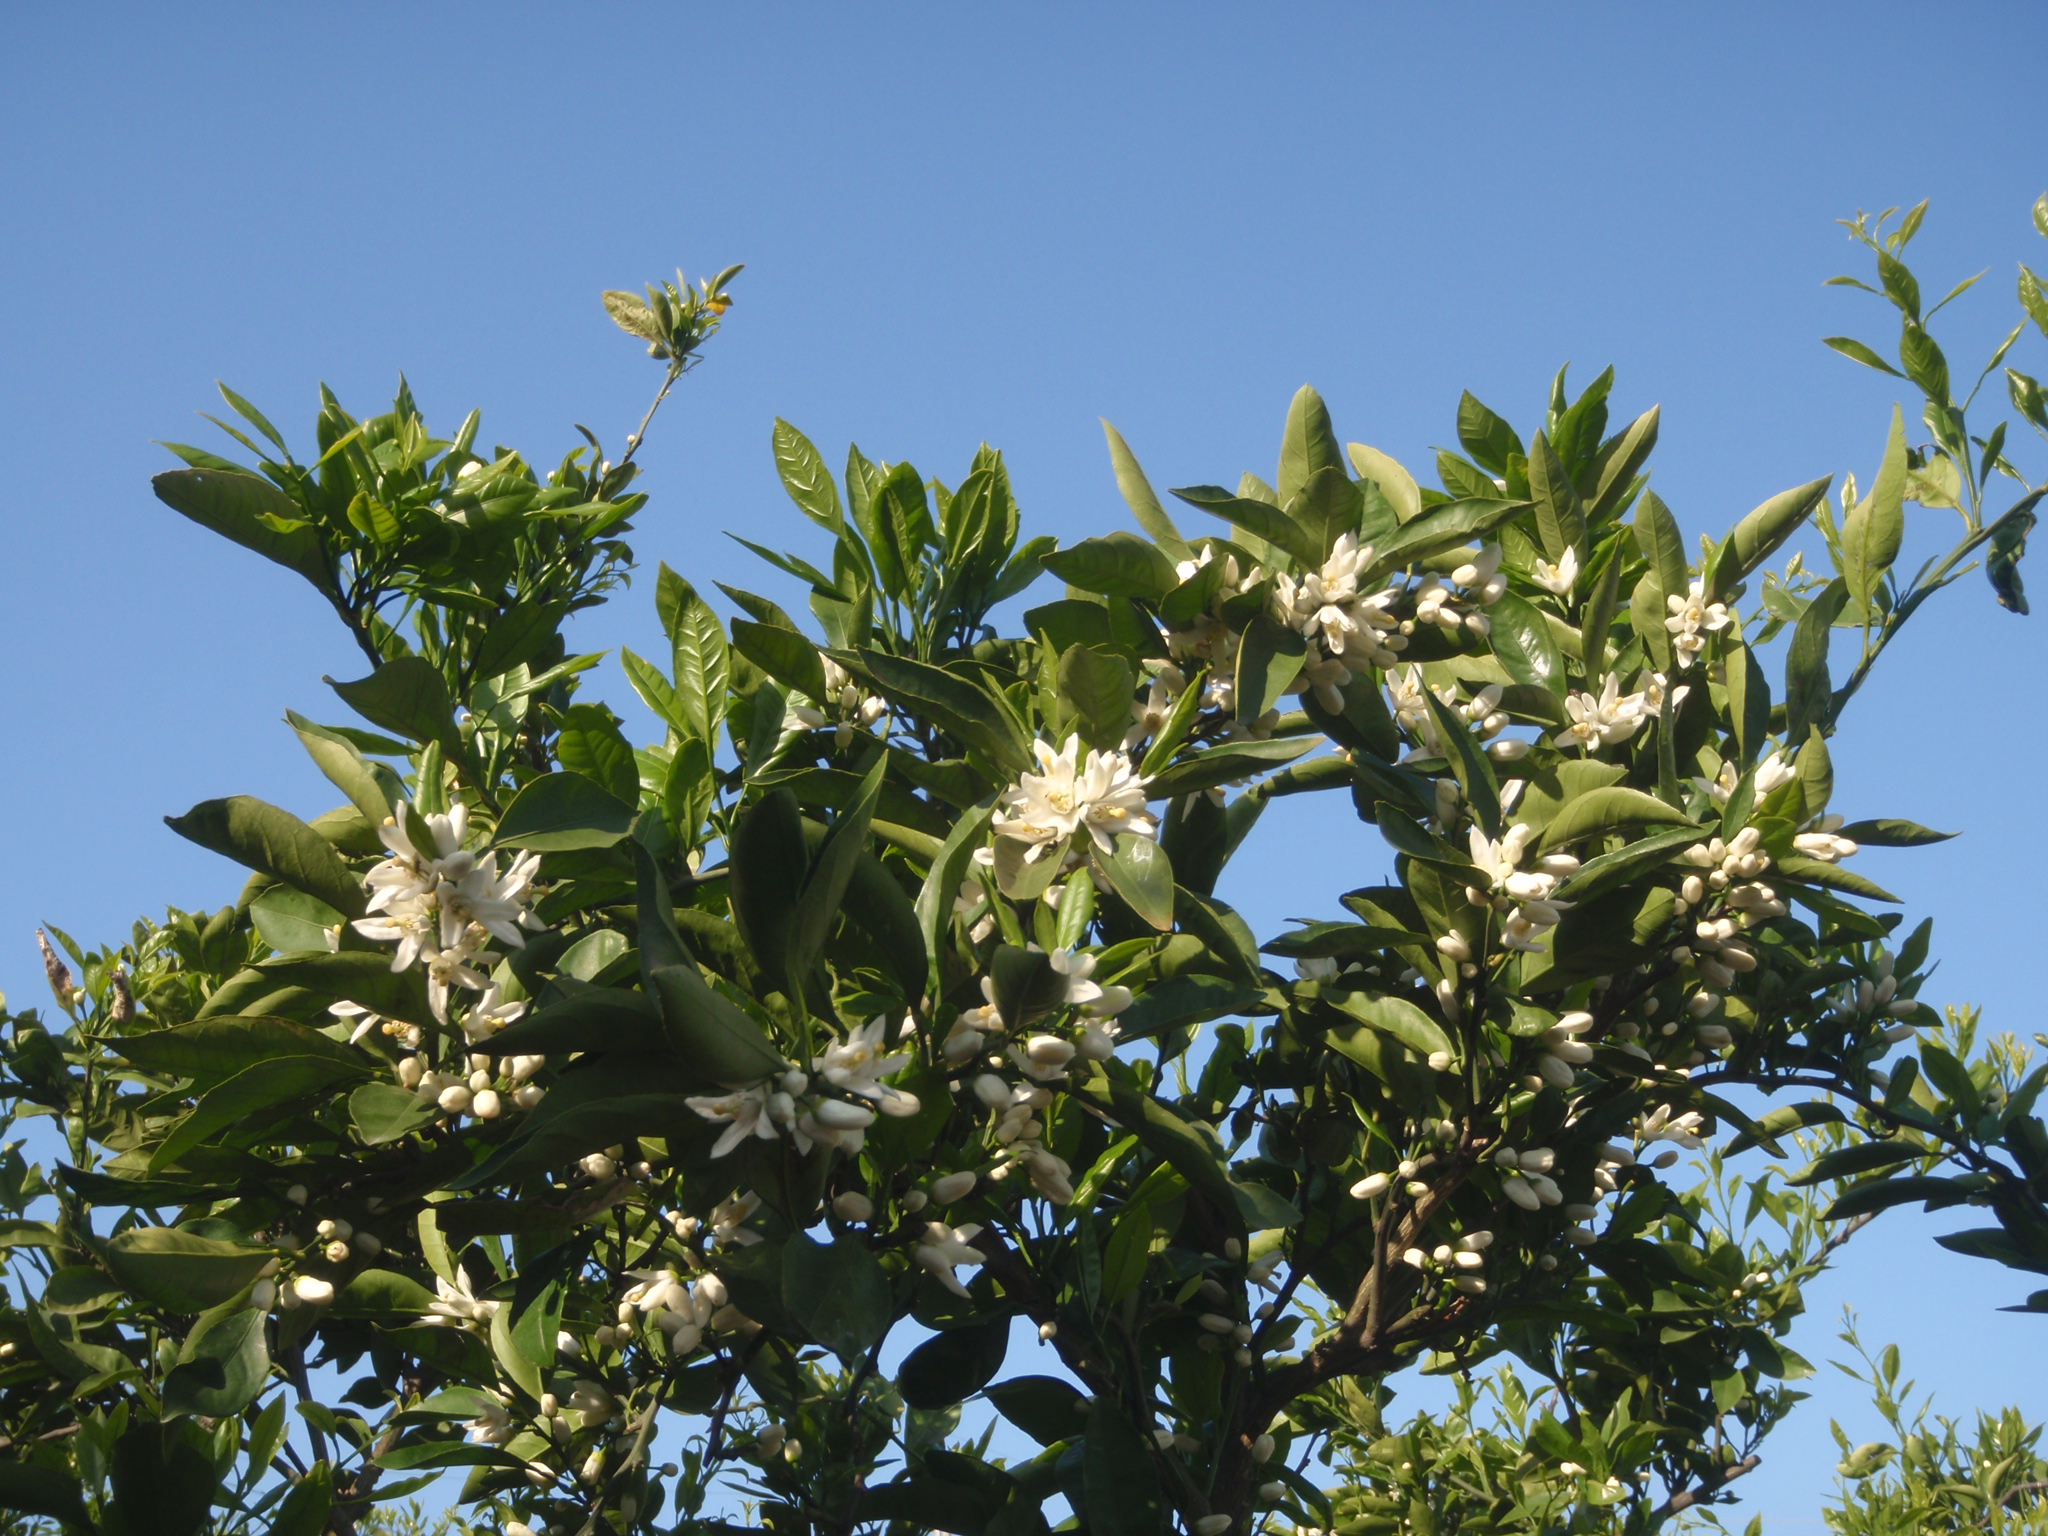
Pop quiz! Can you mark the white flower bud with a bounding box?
[396,1057,424,1090]
[1350,1172,1389,1200]
[832,1191,874,1222]
[902,1190,928,1212]
[284,1183,309,1205]
[251,1280,277,1309]
[580,1153,617,1180]
[1252,1433,1276,1463]
[1025,1035,1076,1068]
[1039,1321,1058,1341]
[470,1089,502,1120]
[437,1084,473,1115]
[513,1083,545,1110]
[292,1275,334,1306]
[1427,1050,1453,1072]
[931,1171,978,1204]
[1197,1312,1236,1333]
[973,1074,1011,1108]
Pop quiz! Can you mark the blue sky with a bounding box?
[4,3,2047,1524]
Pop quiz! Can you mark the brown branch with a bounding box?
[1652,1453,1760,1523]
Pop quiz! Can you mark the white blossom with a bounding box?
[916,1221,987,1297]
[1555,674,1652,750]
[1531,547,1579,596]
[993,735,1158,859]
[1665,578,1732,667]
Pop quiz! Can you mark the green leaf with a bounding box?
[554,704,639,807]
[151,1054,367,1173]
[858,650,1030,776]
[1824,336,1905,377]
[0,1462,93,1530]
[1347,443,1421,524]
[986,1375,1090,1446]
[1099,834,1174,931]
[897,1317,1010,1410]
[493,772,635,851]
[250,949,433,1028]
[1079,1073,1238,1227]
[349,1082,440,1145]
[1485,592,1566,695]
[782,1234,894,1364]
[649,963,787,1086]
[1633,490,1688,599]
[1057,645,1136,752]
[1169,485,1318,569]
[1234,613,1307,725]
[1288,465,1366,558]
[105,1228,275,1314]
[1721,476,1833,593]
[1776,856,1900,903]
[1540,787,1695,851]
[153,467,327,587]
[1833,818,1956,847]
[111,1418,217,1536]
[1555,825,1703,904]
[1986,488,2040,615]
[731,619,829,707]
[1370,497,1529,576]
[916,800,998,992]
[116,1019,350,1094]
[1331,991,1453,1060]
[1143,737,1317,799]
[286,710,405,829]
[1587,405,1660,524]
[165,795,365,920]
[1277,385,1343,507]
[658,564,730,743]
[989,945,1068,1032]
[1457,391,1523,477]
[1042,533,1179,600]
[1100,1202,1155,1305]
[1102,420,1188,556]
[1527,432,1586,559]
[665,733,717,847]
[1724,641,1771,767]
[247,886,346,957]
[773,418,844,529]
[1724,1100,1847,1156]
[1788,1140,1923,1186]
[789,756,887,983]
[1084,1393,1166,1536]
[1785,580,1847,745]
[473,600,567,682]
[163,1306,270,1417]
[1842,405,1909,614]
[730,788,809,996]
[327,656,465,767]
[1824,1175,1965,1221]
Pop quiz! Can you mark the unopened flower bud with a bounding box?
[1350,1172,1389,1200]
[832,1190,874,1222]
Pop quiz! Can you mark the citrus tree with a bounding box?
[1,204,2045,1536]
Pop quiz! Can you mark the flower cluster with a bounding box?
[1160,546,1266,715]
[396,1047,545,1120]
[1553,672,1683,751]
[790,653,888,749]
[685,1017,922,1158]
[1464,824,1581,957]
[1272,533,1406,710]
[351,800,544,1023]
[992,735,1157,860]
[1398,1228,1495,1296]
[1665,577,1732,667]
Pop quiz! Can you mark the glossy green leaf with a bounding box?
[1540,786,1694,851]
[286,710,405,829]
[1527,431,1586,559]
[1456,391,1523,476]
[1347,443,1421,524]
[165,795,365,919]
[1841,405,1908,614]
[151,1054,367,1172]
[105,1228,275,1314]
[1234,613,1306,725]
[153,467,327,587]
[1057,644,1136,752]
[1099,834,1174,931]
[986,1375,1090,1446]
[648,963,787,1086]
[163,1306,270,1417]
[1101,419,1188,556]
[773,418,844,529]
[349,1082,440,1145]
[1721,476,1833,593]
[493,771,634,851]
[782,1234,894,1364]
[1785,579,1847,745]
[327,656,465,767]
[1484,592,1565,695]
[111,1418,217,1536]
[1083,1393,1166,1536]
[1331,990,1454,1061]
[1170,484,1318,569]
[1041,533,1179,600]
[554,704,639,807]
[1277,384,1343,507]
[897,1317,1010,1410]
[657,564,730,743]
[859,650,1030,776]
[732,618,829,707]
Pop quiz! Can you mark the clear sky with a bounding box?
[4,3,2046,1525]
